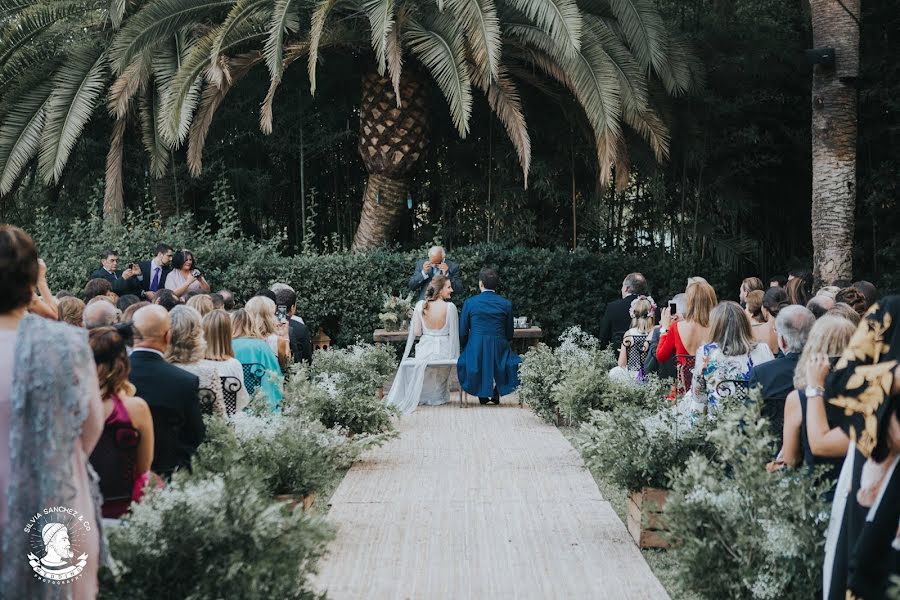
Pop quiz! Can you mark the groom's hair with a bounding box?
[479,268,499,291]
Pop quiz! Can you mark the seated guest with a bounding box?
[744,290,770,346]
[186,294,214,317]
[90,248,141,295]
[690,301,775,416]
[153,288,182,311]
[129,305,203,478]
[816,285,841,300]
[408,245,464,302]
[643,293,683,380]
[245,295,291,366]
[851,280,878,307]
[776,315,854,498]
[807,294,834,319]
[831,278,852,289]
[87,326,155,518]
[117,294,141,312]
[83,298,121,329]
[788,268,814,289]
[166,306,226,417]
[828,302,862,326]
[739,277,764,306]
[749,305,815,444]
[231,308,283,412]
[122,300,150,324]
[254,288,277,303]
[657,280,717,392]
[275,288,312,364]
[769,275,787,288]
[57,295,86,326]
[210,292,226,311]
[137,243,174,301]
[835,286,868,317]
[165,249,210,299]
[217,289,235,311]
[201,310,250,414]
[56,290,75,299]
[785,276,811,306]
[83,277,113,303]
[599,272,648,350]
[761,287,789,354]
[609,296,655,381]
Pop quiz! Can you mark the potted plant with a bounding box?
[378,292,414,331]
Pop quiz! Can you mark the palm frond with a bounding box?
[104,118,126,221]
[589,15,646,111]
[0,0,34,20]
[38,46,108,184]
[502,0,582,53]
[362,0,395,76]
[209,0,271,86]
[481,64,530,185]
[603,0,668,75]
[404,14,472,138]
[385,4,404,106]
[264,0,299,82]
[0,45,59,108]
[260,44,302,133]
[308,0,340,94]
[108,53,152,118]
[446,0,501,82]
[140,88,170,177]
[0,2,98,69]
[659,32,702,95]
[0,80,52,195]
[109,0,127,28]
[624,104,668,161]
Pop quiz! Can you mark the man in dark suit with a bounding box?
[598,272,648,350]
[275,288,312,364]
[457,268,521,405]
[408,245,464,301]
[137,243,174,301]
[89,248,142,295]
[749,305,815,445]
[128,304,204,478]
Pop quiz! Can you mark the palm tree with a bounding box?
[809,0,859,285]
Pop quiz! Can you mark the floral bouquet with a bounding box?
[378,292,415,331]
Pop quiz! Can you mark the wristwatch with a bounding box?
[804,385,825,399]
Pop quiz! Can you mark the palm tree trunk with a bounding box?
[810,0,860,285]
[352,173,409,250]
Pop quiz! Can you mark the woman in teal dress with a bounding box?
[230,308,283,412]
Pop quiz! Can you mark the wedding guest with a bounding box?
[58,295,86,326]
[0,225,103,598]
[165,250,210,299]
[786,277,811,306]
[835,287,868,317]
[739,277,764,305]
[201,310,250,414]
[129,305,203,478]
[83,298,121,329]
[56,290,75,299]
[89,248,141,295]
[231,308,283,411]
[609,296,655,381]
[689,301,774,416]
[87,326,155,518]
[851,280,878,307]
[807,294,834,319]
[186,294,214,317]
[27,258,58,320]
[245,295,290,367]
[117,293,141,312]
[749,305,815,445]
[166,306,226,417]
[816,285,841,300]
[409,245,464,302]
[769,275,787,288]
[217,289,235,311]
[832,279,853,289]
[254,288,277,302]
[643,293,683,380]
[83,277,113,303]
[599,272,648,350]
[776,315,854,498]
[153,288,182,311]
[657,280,717,391]
[210,293,226,311]
[275,288,312,364]
[744,290,770,347]
[122,301,150,324]
[761,287,789,354]
[828,302,862,326]
[137,243,174,301]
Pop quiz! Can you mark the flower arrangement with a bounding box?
[378,292,415,331]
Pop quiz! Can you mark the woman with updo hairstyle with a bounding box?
[761,287,789,354]
[744,290,770,348]
[58,295,86,326]
[834,287,868,317]
[166,305,226,416]
[87,326,155,518]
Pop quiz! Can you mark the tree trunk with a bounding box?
[351,66,429,251]
[810,0,860,285]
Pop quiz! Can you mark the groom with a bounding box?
[457,268,521,405]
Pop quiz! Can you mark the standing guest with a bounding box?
[657,280,717,390]
[58,295,86,327]
[231,308,283,412]
[807,294,835,319]
[785,277,811,306]
[275,288,312,364]
[153,288,182,311]
[835,287,868,317]
[599,272,648,350]
[643,293,684,380]
[89,249,141,295]
[201,310,250,414]
[0,225,103,599]
[749,305,815,445]
[689,301,775,416]
[744,290,770,347]
[164,250,210,299]
[83,277,113,303]
[769,275,787,288]
[851,280,878,307]
[166,306,226,417]
[761,287,789,354]
[122,301,149,324]
[186,294,214,317]
[739,277,765,306]
[137,243,174,301]
[217,289,235,311]
[83,299,121,329]
[828,302,862,326]
[117,294,141,312]
[87,326,155,518]
[129,305,204,478]
[245,296,291,366]
[409,245,464,302]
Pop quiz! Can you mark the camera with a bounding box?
[275,304,289,324]
[191,268,202,278]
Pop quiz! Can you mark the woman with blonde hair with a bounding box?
[231,308,283,412]
[88,326,156,518]
[166,305,225,416]
[186,294,214,317]
[739,277,765,305]
[609,296,656,381]
[201,310,249,414]
[245,295,290,367]
[657,281,718,392]
[58,295,86,326]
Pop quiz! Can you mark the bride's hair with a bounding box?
[424,274,448,315]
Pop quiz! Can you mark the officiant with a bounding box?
[408,246,464,301]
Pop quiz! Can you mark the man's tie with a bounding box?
[150,267,160,292]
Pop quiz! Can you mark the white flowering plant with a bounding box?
[378,292,415,331]
[100,470,333,599]
[663,396,831,599]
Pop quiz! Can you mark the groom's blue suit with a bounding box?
[457,290,521,398]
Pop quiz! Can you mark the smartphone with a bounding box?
[275,304,288,323]
[669,302,677,314]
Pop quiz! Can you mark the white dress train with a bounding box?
[386,300,460,415]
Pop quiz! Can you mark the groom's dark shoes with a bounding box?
[490,387,500,405]
[479,397,490,405]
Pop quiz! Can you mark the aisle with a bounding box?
[315,398,669,599]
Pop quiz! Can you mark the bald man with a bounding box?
[129,305,203,477]
[408,245,464,302]
[82,299,120,329]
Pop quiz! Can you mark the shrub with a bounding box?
[100,470,333,599]
[308,341,396,399]
[663,399,831,599]
[518,343,563,421]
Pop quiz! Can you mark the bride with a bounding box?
[386,274,459,414]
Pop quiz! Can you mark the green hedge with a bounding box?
[26,201,729,346]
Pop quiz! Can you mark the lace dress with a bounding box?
[689,342,775,415]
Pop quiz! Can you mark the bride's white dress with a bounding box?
[386,300,460,414]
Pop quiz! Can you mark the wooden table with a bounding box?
[373,326,543,348]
